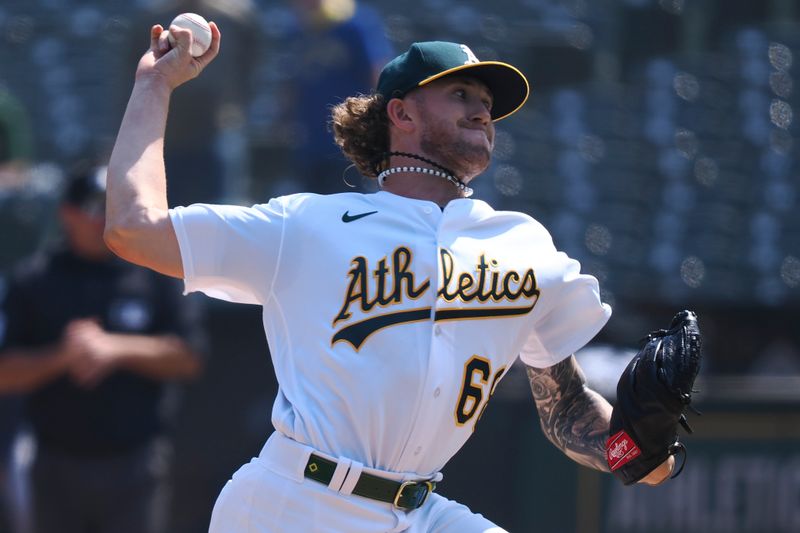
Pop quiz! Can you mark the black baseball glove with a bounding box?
[606,310,702,485]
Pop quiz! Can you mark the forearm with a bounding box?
[0,347,69,393]
[526,356,611,472]
[109,333,201,380]
[107,77,171,234]
[105,76,183,277]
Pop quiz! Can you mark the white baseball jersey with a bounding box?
[169,190,610,477]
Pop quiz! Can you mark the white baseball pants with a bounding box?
[208,432,507,533]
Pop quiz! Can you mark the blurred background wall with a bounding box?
[1,0,799,532]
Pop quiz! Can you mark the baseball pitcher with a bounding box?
[105,20,700,532]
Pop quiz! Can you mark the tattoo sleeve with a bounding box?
[526,355,612,472]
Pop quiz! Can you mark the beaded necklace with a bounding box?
[376,151,473,197]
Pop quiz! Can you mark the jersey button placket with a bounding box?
[396,208,448,470]
[412,221,456,467]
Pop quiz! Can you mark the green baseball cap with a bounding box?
[377,41,530,121]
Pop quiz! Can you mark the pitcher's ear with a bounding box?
[386,98,416,133]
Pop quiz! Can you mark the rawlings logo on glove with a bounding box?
[607,310,702,485]
[607,430,641,471]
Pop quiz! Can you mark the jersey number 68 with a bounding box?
[454,355,506,430]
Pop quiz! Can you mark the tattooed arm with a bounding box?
[526,355,674,483]
[526,355,611,471]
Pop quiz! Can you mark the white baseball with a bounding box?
[165,13,212,57]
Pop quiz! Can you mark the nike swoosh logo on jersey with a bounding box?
[342,210,378,223]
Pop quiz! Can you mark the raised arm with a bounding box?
[104,22,220,278]
[526,355,673,485]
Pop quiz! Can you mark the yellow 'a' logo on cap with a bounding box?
[460,44,479,65]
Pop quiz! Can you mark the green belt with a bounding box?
[303,454,436,511]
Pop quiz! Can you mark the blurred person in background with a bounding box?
[120,0,260,206]
[0,163,206,533]
[0,85,33,192]
[0,83,34,533]
[0,84,37,269]
[279,0,393,194]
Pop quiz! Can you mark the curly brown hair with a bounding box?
[330,93,389,178]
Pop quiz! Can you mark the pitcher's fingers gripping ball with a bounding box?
[163,13,212,57]
[606,310,702,485]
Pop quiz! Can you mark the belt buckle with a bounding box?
[393,480,434,510]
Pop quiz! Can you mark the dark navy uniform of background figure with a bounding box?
[283,0,393,193]
[0,166,205,533]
